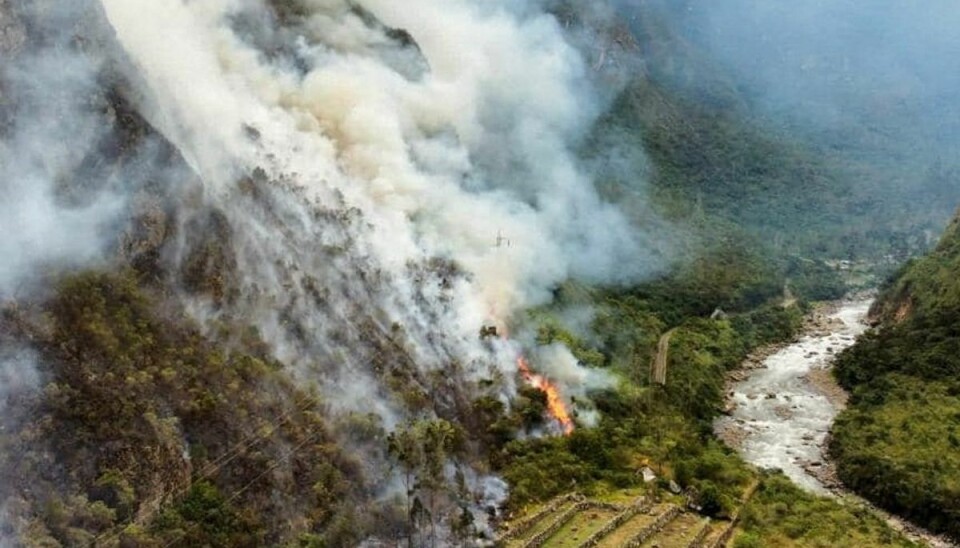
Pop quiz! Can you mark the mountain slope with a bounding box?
[589,1,954,266]
[0,2,509,544]
[831,209,960,541]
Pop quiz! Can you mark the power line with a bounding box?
[159,430,323,548]
[91,394,322,547]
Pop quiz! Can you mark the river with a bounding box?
[715,299,870,493]
[715,298,957,548]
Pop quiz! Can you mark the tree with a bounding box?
[387,419,464,547]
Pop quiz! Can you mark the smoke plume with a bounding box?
[0,5,123,299]
[97,0,652,422]
[1,0,662,541]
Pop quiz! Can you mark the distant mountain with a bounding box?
[597,0,959,263]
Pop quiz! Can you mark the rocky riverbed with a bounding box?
[714,298,870,492]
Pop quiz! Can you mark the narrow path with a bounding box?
[651,328,676,385]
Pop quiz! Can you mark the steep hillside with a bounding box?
[868,210,960,325]
[0,2,519,544]
[1,272,376,546]
[831,210,960,541]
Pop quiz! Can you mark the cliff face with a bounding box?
[868,208,960,326]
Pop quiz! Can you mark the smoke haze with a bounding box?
[0,8,123,298]
[634,0,960,169]
[0,0,670,541]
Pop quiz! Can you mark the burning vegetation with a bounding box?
[482,322,576,435]
[516,356,575,435]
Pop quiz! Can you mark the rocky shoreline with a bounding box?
[722,299,856,385]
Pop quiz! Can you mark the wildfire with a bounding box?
[516,356,575,435]
[486,320,575,435]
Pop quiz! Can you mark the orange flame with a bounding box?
[517,356,575,435]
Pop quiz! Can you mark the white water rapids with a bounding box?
[715,299,871,493]
[716,298,959,547]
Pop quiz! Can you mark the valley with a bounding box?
[717,298,957,548]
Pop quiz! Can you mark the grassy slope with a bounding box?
[868,212,960,323]
[735,473,915,548]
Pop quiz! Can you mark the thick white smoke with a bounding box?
[101,0,650,310]
[88,17,660,539]
[532,342,615,426]
[0,0,660,541]
[0,43,123,298]
[99,0,647,417]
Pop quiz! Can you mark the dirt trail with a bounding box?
[650,328,676,385]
